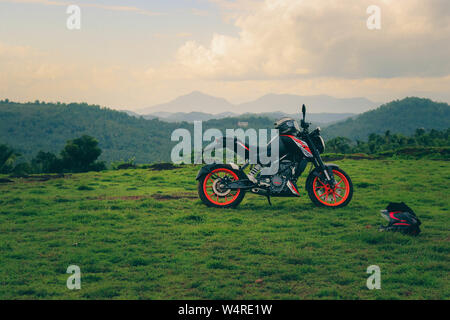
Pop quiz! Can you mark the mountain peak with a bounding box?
[186,90,207,96]
[140,91,233,114]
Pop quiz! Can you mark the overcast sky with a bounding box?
[0,0,449,111]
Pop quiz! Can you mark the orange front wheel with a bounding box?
[307,168,353,208]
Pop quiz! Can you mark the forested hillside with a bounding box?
[0,101,273,163]
[0,101,182,163]
[322,97,450,140]
[1,97,449,164]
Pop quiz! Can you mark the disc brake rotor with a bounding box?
[212,179,231,197]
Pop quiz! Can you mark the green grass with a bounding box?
[0,160,449,300]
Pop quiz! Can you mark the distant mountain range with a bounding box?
[142,111,237,123]
[138,91,379,115]
[135,110,356,124]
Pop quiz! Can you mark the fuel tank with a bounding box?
[279,135,313,159]
[253,134,311,162]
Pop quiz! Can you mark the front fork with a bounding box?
[312,157,336,187]
[304,136,336,188]
[323,166,336,187]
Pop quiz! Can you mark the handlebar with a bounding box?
[298,125,320,138]
[300,119,311,130]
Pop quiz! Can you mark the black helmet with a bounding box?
[274,118,299,135]
[379,202,421,236]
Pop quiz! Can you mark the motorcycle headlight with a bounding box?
[320,136,325,153]
[314,136,325,154]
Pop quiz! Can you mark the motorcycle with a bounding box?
[196,104,353,208]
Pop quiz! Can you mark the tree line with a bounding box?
[0,135,106,176]
[1,128,449,176]
[325,128,450,154]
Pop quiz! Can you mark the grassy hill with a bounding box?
[0,159,448,299]
[323,97,450,140]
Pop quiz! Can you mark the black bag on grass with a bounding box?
[379,202,421,236]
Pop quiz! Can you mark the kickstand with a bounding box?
[266,194,272,206]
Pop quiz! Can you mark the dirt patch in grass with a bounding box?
[116,163,137,170]
[152,193,197,201]
[91,195,153,201]
[28,174,69,181]
[90,193,197,201]
[146,163,180,171]
[5,174,71,183]
[322,153,380,161]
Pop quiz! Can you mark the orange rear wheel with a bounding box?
[198,167,245,208]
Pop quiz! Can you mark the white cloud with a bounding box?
[176,0,450,80]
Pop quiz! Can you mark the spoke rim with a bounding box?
[313,170,350,207]
[203,168,240,206]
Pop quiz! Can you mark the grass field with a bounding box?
[0,159,449,300]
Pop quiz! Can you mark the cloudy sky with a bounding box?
[0,0,449,111]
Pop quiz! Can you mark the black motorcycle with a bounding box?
[196,105,353,208]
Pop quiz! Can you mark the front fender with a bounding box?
[305,163,340,190]
[195,163,244,180]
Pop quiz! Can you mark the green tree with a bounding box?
[60,135,106,172]
[0,144,20,174]
[415,128,426,136]
[31,151,62,173]
[327,137,353,153]
[10,162,31,178]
